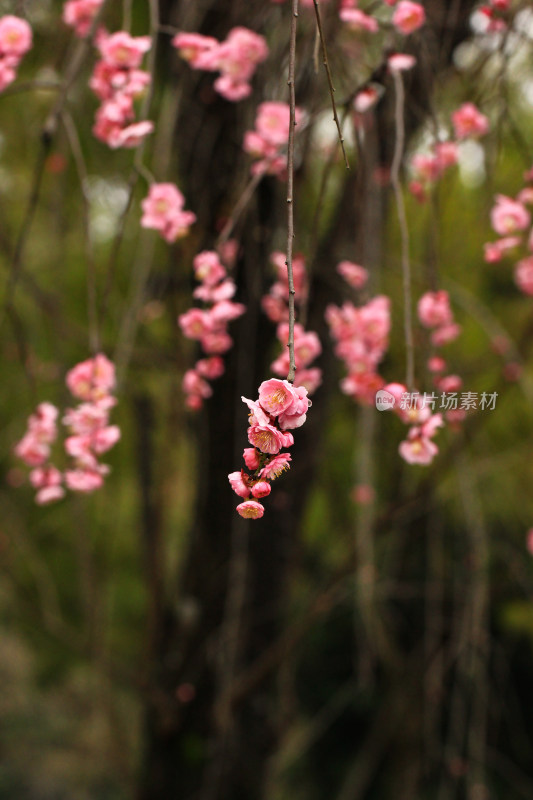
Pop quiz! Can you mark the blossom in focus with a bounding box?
[236,500,265,519]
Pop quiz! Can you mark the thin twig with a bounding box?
[312,0,349,169]
[1,0,110,321]
[100,0,159,323]
[216,171,263,247]
[61,109,100,354]
[286,0,299,384]
[390,69,415,390]
[122,0,133,32]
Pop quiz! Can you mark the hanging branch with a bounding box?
[390,69,415,391]
[312,0,349,169]
[286,0,299,385]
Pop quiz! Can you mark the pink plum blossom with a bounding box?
[418,291,453,329]
[258,378,300,416]
[399,414,443,465]
[392,1,426,34]
[171,32,219,68]
[0,15,32,57]
[484,236,520,262]
[337,261,368,289]
[490,195,530,236]
[228,471,251,498]
[236,500,265,519]
[387,53,416,71]
[193,251,226,285]
[251,481,271,499]
[353,87,381,114]
[340,8,379,33]
[63,0,103,37]
[514,257,533,296]
[66,354,116,401]
[0,15,32,91]
[97,31,151,69]
[451,103,489,140]
[259,453,292,480]
[243,448,261,470]
[431,323,461,346]
[65,468,105,492]
[248,423,293,455]
[141,183,196,243]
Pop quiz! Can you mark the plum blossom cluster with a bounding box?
[14,354,120,504]
[382,382,445,465]
[326,265,391,404]
[484,187,533,298]
[172,27,268,102]
[262,251,322,394]
[140,183,196,243]
[339,0,425,37]
[0,15,32,93]
[408,103,489,203]
[178,251,245,409]
[229,379,310,519]
[418,290,465,425]
[90,30,153,148]
[62,0,103,38]
[243,102,303,178]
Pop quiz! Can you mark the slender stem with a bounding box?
[122,0,133,32]
[100,0,159,322]
[286,0,299,384]
[390,69,415,391]
[312,0,349,169]
[61,110,100,354]
[216,172,263,247]
[1,0,110,323]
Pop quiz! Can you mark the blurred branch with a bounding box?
[311,0,349,169]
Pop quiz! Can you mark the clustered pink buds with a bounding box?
[383,383,444,465]
[140,183,196,243]
[0,15,32,92]
[90,29,153,148]
[14,354,120,504]
[408,102,489,203]
[229,379,310,519]
[243,102,303,178]
[178,250,245,409]
[326,286,391,405]
[62,0,103,38]
[417,291,464,427]
[417,290,461,348]
[484,178,533,298]
[262,251,322,395]
[451,102,490,141]
[338,0,424,37]
[172,27,268,102]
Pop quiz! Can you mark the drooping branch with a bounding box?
[286,0,299,384]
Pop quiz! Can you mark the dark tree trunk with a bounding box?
[138,2,476,798]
